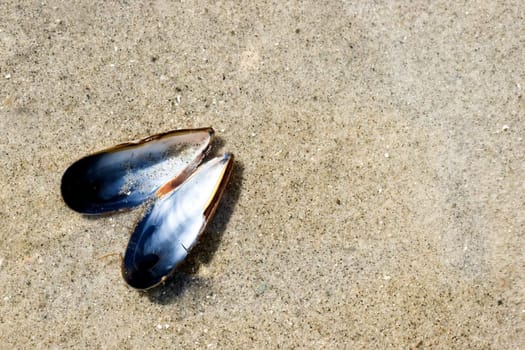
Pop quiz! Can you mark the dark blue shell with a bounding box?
[122,153,234,290]
[61,128,213,214]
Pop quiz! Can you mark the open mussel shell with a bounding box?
[61,127,213,214]
[122,153,234,290]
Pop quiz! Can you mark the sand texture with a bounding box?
[0,1,524,348]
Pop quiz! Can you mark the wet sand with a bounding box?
[0,1,523,348]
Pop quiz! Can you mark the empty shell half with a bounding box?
[61,128,213,214]
[122,153,234,289]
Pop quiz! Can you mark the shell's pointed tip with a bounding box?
[208,127,215,136]
[224,152,233,160]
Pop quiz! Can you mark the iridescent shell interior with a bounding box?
[61,128,213,214]
[122,153,234,290]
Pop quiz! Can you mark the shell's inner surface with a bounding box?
[61,128,213,214]
[122,153,234,290]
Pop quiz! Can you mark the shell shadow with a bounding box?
[146,159,244,304]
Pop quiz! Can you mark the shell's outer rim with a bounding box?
[87,127,214,157]
[121,153,235,291]
[203,153,234,221]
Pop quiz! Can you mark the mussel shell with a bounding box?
[122,153,234,290]
[61,128,213,214]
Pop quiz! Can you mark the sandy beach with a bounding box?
[0,1,523,348]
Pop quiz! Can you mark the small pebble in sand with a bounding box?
[255,283,268,296]
[502,125,509,131]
